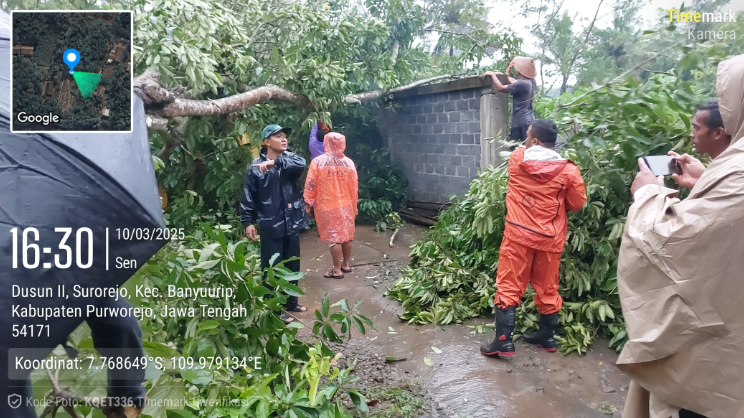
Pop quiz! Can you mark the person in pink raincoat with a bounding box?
[303,132,358,279]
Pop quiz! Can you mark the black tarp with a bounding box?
[1,10,166,417]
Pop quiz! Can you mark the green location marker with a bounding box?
[72,72,102,99]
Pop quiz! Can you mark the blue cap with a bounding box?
[262,124,292,140]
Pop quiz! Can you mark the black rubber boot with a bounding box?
[522,312,559,352]
[480,306,516,357]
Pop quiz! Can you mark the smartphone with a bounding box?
[643,155,682,177]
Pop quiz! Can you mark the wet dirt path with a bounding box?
[295,224,630,417]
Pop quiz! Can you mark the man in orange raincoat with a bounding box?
[303,132,359,279]
[481,119,587,357]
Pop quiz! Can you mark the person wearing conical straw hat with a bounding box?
[483,57,538,144]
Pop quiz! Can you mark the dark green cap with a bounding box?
[262,124,292,140]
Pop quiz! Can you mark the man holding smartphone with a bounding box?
[632,101,732,195]
[618,55,744,418]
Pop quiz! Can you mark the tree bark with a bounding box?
[560,73,569,95]
[156,130,183,160]
[135,70,463,130]
[391,40,400,66]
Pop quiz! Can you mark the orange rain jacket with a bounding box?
[304,133,358,244]
[503,146,587,253]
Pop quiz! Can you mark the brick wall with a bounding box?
[380,88,482,202]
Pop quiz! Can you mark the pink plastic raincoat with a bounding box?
[304,133,358,244]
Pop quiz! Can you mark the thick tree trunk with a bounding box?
[134,70,462,159]
[560,73,569,95]
[135,71,462,129]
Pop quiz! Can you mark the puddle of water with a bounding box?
[295,224,628,417]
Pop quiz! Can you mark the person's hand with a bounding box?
[482,71,495,79]
[252,159,275,173]
[305,203,311,214]
[506,61,515,73]
[668,151,705,189]
[245,225,257,241]
[630,158,664,196]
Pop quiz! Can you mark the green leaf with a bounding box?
[351,316,366,334]
[196,320,220,334]
[321,293,330,318]
[423,357,433,366]
[322,324,340,343]
[189,259,220,271]
[143,341,182,358]
[347,389,369,412]
[266,337,280,356]
[279,280,305,297]
[142,376,185,417]
[431,346,442,354]
[269,253,280,266]
[179,367,213,386]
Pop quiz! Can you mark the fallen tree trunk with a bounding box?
[134,71,465,133]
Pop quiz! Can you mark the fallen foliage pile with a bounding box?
[388,73,705,354]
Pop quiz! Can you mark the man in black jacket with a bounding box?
[240,124,309,322]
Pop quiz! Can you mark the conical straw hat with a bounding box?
[512,56,537,78]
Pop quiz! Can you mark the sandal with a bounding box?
[280,313,295,324]
[341,266,353,273]
[323,269,344,279]
[287,305,308,313]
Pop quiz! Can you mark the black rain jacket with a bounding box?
[240,149,308,239]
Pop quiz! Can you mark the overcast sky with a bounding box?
[485,0,744,85]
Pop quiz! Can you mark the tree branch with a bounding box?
[571,0,603,65]
[146,115,168,131]
[156,130,184,160]
[562,0,604,90]
[40,369,105,418]
[134,71,463,130]
[538,0,564,91]
[157,85,313,117]
[424,28,479,45]
[390,40,400,66]
[554,43,682,114]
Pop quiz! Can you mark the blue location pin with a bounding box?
[63,48,80,74]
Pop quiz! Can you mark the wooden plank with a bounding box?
[406,200,452,212]
[399,211,436,226]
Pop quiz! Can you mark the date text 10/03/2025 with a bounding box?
[9,227,184,270]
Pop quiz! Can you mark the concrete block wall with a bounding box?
[381,88,482,202]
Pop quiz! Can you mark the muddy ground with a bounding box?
[294,224,630,418]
